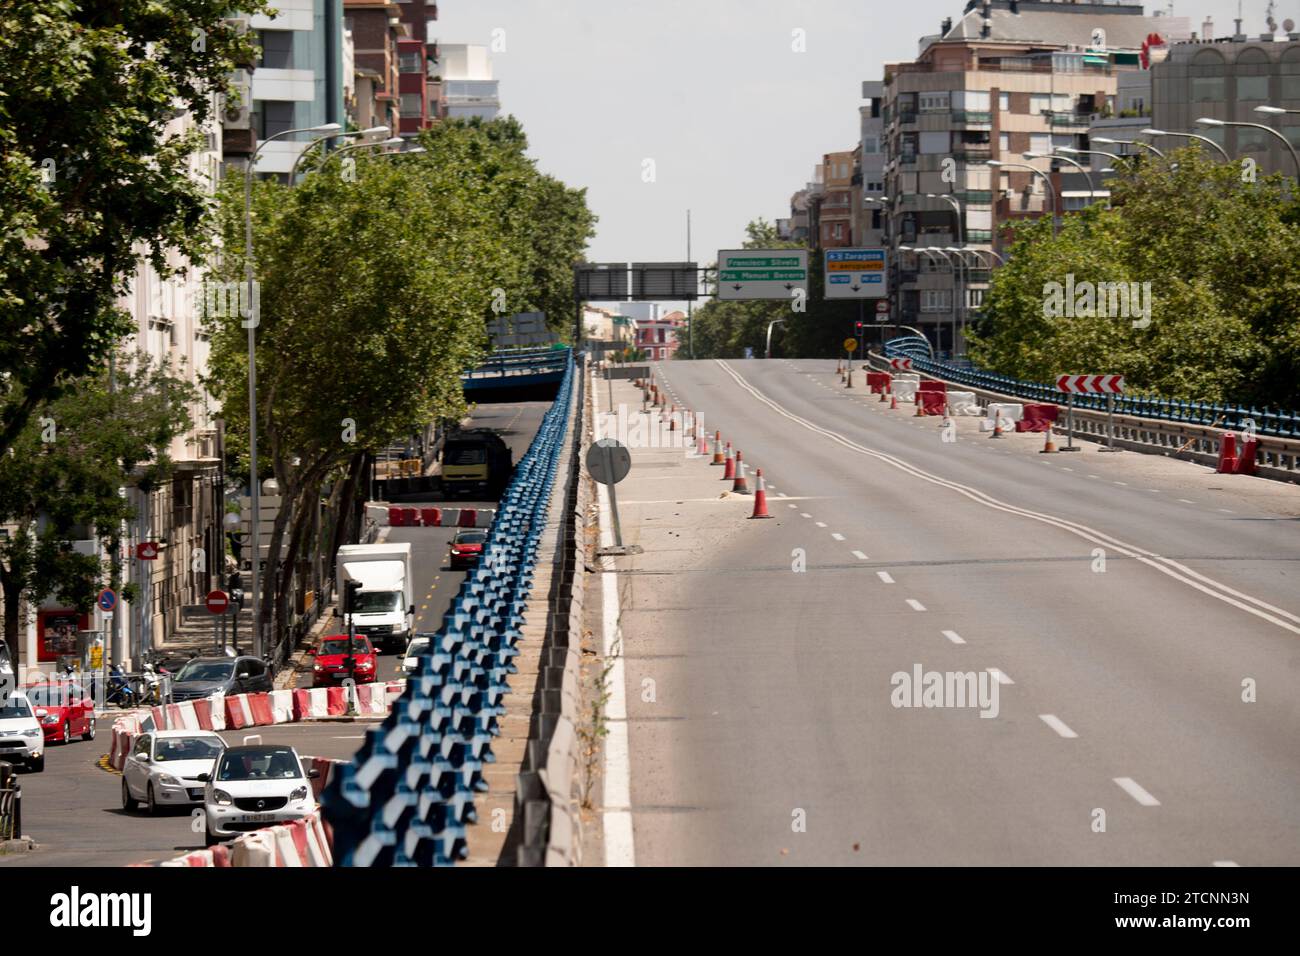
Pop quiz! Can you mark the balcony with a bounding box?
[951,146,992,163]
[951,111,992,126]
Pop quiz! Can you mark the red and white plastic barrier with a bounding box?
[388,506,494,528]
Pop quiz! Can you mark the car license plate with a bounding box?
[241,813,275,823]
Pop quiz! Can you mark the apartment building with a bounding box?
[1152,23,1300,178]
[232,0,346,177]
[811,150,856,249]
[634,310,687,362]
[879,0,1187,354]
[855,81,889,249]
[345,0,407,138]
[395,0,446,122]
[440,44,501,120]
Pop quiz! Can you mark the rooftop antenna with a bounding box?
[1234,0,1244,38]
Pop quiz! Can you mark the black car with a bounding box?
[169,656,273,702]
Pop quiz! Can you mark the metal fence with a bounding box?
[883,336,1300,439]
[320,352,576,866]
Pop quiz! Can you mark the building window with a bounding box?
[1238,75,1269,102]
[1029,93,1052,115]
[999,132,1010,153]
[400,92,423,116]
[921,289,952,313]
[1191,76,1225,102]
[999,92,1010,112]
[919,92,950,112]
[399,50,422,74]
[258,30,294,70]
[833,223,844,240]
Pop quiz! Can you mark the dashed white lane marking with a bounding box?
[1178,499,1196,505]
[877,571,895,584]
[1218,508,1235,514]
[987,668,1014,685]
[800,512,812,519]
[1114,777,1161,807]
[851,550,869,560]
[831,532,845,541]
[1113,481,1128,486]
[1087,474,1099,479]
[815,521,827,528]
[941,630,966,645]
[788,504,798,509]
[906,599,927,612]
[1147,488,1161,493]
[1039,714,1078,739]
[1212,861,1240,867]
[1061,467,1074,471]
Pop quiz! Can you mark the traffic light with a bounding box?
[343,580,362,615]
[855,321,864,331]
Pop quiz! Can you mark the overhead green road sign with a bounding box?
[716,249,808,301]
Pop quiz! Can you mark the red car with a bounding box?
[448,529,486,570]
[310,635,377,687]
[24,680,96,744]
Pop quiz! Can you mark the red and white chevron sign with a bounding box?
[890,358,913,371]
[1057,374,1124,394]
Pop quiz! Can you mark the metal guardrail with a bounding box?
[883,336,1300,440]
[462,346,571,382]
[869,343,1300,480]
[321,352,576,866]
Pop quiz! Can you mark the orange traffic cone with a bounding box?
[697,421,709,456]
[668,404,676,430]
[915,394,926,417]
[711,431,725,465]
[879,384,889,403]
[721,443,735,480]
[1040,424,1058,453]
[940,405,952,429]
[732,451,751,494]
[991,415,1006,439]
[889,392,898,410]
[749,469,773,519]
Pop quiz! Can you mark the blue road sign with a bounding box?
[97,588,118,613]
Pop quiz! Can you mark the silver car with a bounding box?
[122,730,226,814]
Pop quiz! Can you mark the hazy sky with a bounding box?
[435,0,1291,265]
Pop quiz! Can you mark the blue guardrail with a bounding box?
[883,336,1300,439]
[321,352,575,865]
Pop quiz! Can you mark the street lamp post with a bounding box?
[242,122,340,660]
[927,195,964,355]
[1093,135,1166,160]
[1200,112,1300,180]
[1034,150,1097,204]
[289,126,390,182]
[1141,128,1232,162]
[988,160,1059,236]
[904,246,958,357]
[765,318,788,359]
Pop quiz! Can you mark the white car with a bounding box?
[400,635,430,674]
[122,729,226,814]
[0,691,45,772]
[201,738,319,847]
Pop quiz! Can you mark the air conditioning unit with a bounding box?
[224,69,251,129]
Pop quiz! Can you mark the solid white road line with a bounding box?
[1212,861,1240,867]
[987,668,1014,685]
[877,571,895,584]
[906,599,927,612]
[852,550,869,560]
[1039,714,1078,739]
[942,630,966,645]
[715,361,1300,637]
[595,387,635,867]
[1114,777,1161,807]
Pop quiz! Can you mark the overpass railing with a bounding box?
[883,336,1300,439]
[321,352,575,865]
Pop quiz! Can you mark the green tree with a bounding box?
[206,118,595,647]
[969,149,1300,406]
[0,353,196,669]
[0,0,267,458]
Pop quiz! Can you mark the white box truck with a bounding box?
[336,542,415,653]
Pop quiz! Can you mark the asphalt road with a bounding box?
[296,400,553,688]
[4,399,556,867]
[0,722,371,868]
[612,358,1300,866]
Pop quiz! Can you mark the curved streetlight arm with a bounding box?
[1148,130,1232,162]
[1045,151,1097,199]
[1230,121,1300,180]
[765,318,788,359]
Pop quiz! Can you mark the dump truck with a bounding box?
[440,429,512,498]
